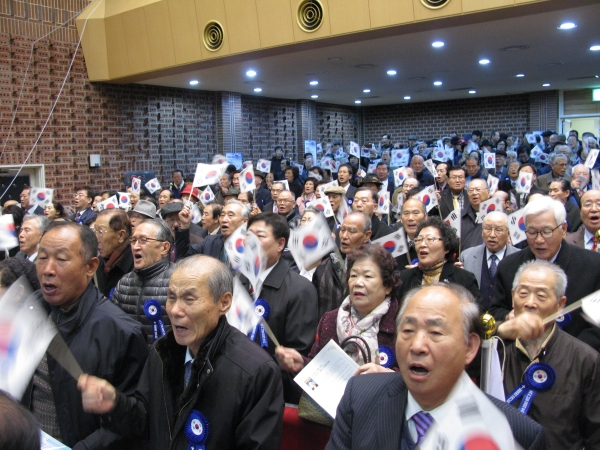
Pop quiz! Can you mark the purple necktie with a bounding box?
[412,411,434,444]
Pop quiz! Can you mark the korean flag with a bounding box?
[30,188,53,208]
[239,165,256,193]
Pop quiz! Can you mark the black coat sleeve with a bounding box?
[176,227,205,259]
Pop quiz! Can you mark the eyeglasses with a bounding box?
[93,228,115,236]
[482,226,507,234]
[129,237,166,246]
[271,189,283,194]
[582,201,600,209]
[467,187,488,194]
[449,175,465,180]
[525,223,563,239]
[277,199,293,204]
[413,236,443,245]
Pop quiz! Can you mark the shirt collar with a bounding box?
[584,227,596,246]
[486,246,506,261]
[209,226,220,236]
[258,259,279,284]
[26,205,37,214]
[185,347,194,364]
[516,323,557,361]
[28,251,38,262]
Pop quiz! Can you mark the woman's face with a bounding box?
[304,181,315,194]
[266,173,274,187]
[415,226,448,266]
[92,195,102,212]
[44,203,57,219]
[285,169,294,182]
[496,141,506,151]
[348,259,392,316]
[300,211,318,226]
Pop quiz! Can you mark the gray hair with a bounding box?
[549,152,568,165]
[512,260,567,301]
[22,215,50,233]
[302,206,320,217]
[175,255,233,303]
[224,199,251,219]
[398,283,481,345]
[143,218,174,246]
[345,211,372,233]
[279,190,296,201]
[272,181,287,191]
[522,196,566,227]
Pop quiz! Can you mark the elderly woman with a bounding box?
[296,177,317,215]
[277,244,402,375]
[44,200,68,221]
[396,217,480,301]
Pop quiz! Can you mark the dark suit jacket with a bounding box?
[326,372,545,450]
[175,228,223,260]
[508,186,549,209]
[460,204,483,251]
[459,244,520,288]
[565,226,585,249]
[345,185,357,199]
[72,208,97,226]
[25,205,45,216]
[371,214,395,241]
[565,200,582,232]
[439,188,466,219]
[490,241,600,351]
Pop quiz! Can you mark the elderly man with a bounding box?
[161,202,204,241]
[263,181,285,213]
[157,189,174,209]
[113,219,176,344]
[324,185,348,231]
[391,168,416,207]
[570,164,591,206]
[359,173,383,194]
[24,222,147,449]
[499,161,521,193]
[409,155,434,188]
[461,178,489,251]
[72,186,97,226]
[276,190,301,229]
[395,198,428,266]
[434,162,449,191]
[465,157,486,187]
[312,212,372,318]
[490,196,600,351]
[549,179,582,232]
[439,166,467,218]
[243,212,318,403]
[129,199,156,230]
[200,201,222,237]
[176,200,249,263]
[497,261,600,450]
[94,209,133,298]
[509,163,548,209]
[79,256,284,449]
[19,187,44,215]
[566,189,600,250]
[536,151,571,189]
[460,211,519,310]
[254,170,272,210]
[352,187,394,240]
[327,283,545,450]
[169,169,185,199]
[376,162,395,195]
[17,215,49,262]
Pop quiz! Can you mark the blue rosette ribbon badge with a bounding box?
[143,299,166,342]
[555,312,572,329]
[378,345,395,369]
[506,362,556,415]
[248,298,270,348]
[185,410,209,450]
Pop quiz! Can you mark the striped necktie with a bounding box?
[412,411,434,444]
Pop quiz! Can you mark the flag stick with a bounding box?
[47,332,83,381]
[262,318,281,347]
[543,300,582,325]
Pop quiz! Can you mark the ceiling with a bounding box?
[138,1,600,106]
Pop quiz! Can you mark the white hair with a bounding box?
[523,196,566,226]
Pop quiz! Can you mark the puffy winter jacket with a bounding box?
[113,257,176,344]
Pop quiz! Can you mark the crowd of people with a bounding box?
[1,128,600,450]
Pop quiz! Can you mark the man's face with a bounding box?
[496,141,506,152]
[271,183,283,202]
[376,164,389,181]
[220,175,231,189]
[525,210,566,260]
[571,166,589,189]
[508,162,520,179]
[304,155,313,169]
[548,182,570,204]
[472,134,480,143]
[417,143,427,155]
[247,220,284,268]
[549,135,558,146]
[495,155,506,170]
[238,193,250,205]
[465,160,479,177]
[339,215,371,254]
[551,158,568,177]
[520,165,537,182]
[131,222,169,270]
[567,136,578,149]
[37,227,97,310]
[74,190,92,210]
[396,287,479,410]
[381,151,391,164]
[337,167,351,184]
[163,213,182,237]
[482,215,509,253]
[580,190,600,233]
[512,266,565,323]
[435,164,448,184]
[232,173,240,189]
[491,132,499,144]
[285,169,294,183]
[275,148,283,158]
[19,221,43,256]
[202,205,219,230]
[402,178,419,195]
[167,268,230,357]
[518,151,530,163]
[410,157,424,175]
[173,171,183,186]
[20,189,30,208]
[94,214,125,259]
[467,180,489,208]
[327,193,342,213]
[280,160,288,172]
[401,199,426,239]
[277,191,295,215]
[382,135,390,146]
[219,203,246,238]
[448,170,465,193]
[353,191,376,217]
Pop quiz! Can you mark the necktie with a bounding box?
[184,360,193,388]
[412,411,434,445]
[489,253,498,277]
[452,195,459,211]
[75,211,81,220]
[579,189,584,198]
[592,235,598,252]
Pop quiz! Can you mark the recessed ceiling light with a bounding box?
[387,70,397,76]
[542,83,550,87]
[591,45,600,51]
[479,59,490,65]
[433,81,442,86]
[189,80,199,86]
[404,96,411,100]
[246,70,257,77]
[355,100,362,104]
[254,87,262,92]
[516,74,525,77]
[469,90,476,94]
[432,41,444,48]
[558,22,576,30]
[363,89,371,93]
[309,80,319,86]
[311,95,319,99]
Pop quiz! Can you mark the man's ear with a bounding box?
[465,333,481,366]
[85,257,100,278]
[219,292,232,315]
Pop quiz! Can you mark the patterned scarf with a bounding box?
[336,296,390,365]
[419,260,446,285]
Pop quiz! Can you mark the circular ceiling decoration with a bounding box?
[420,0,451,9]
[297,0,324,33]
[203,21,224,52]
